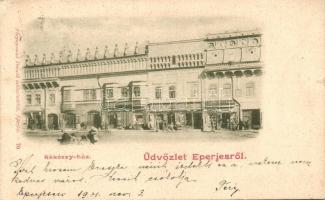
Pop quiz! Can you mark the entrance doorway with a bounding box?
[65,113,76,129]
[221,113,231,129]
[193,112,202,129]
[48,113,59,130]
[242,109,261,129]
[87,111,101,128]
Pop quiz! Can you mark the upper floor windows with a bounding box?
[133,86,141,97]
[83,89,96,100]
[121,87,129,98]
[26,94,32,105]
[106,88,114,98]
[155,87,162,99]
[208,84,218,98]
[223,84,232,97]
[63,90,71,102]
[49,93,55,105]
[35,94,41,105]
[246,82,255,96]
[189,82,199,98]
[169,85,176,99]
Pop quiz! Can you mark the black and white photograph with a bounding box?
[22,16,262,144]
[0,1,324,199]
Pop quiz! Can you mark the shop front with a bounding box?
[47,113,59,130]
[24,111,44,130]
[148,102,202,131]
[242,109,261,129]
[203,100,239,131]
[62,112,76,129]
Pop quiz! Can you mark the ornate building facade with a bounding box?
[22,30,262,132]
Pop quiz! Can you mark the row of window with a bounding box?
[150,61,204,69]
[27,82,254,105]
[60,82,255,102]
[150,53,204,64]
[26,93,56,105]
[208,83,255,97]
[62,87,142,101]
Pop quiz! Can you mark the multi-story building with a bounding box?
[22,30,262,132]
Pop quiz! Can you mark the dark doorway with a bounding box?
[221,113,230,129]
[193,112,202,129]
[157,114,164,130]
[186,112,192,127]
[48,114,59,130]
[108,113,117,128]
[251,109,261,129]
[65,113,76,129]
[167,112,175,124]
[87,111,101,128]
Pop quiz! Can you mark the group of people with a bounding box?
[57,127,99,144]
[228,116,250,131]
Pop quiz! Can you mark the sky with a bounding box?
[23,13,260,61]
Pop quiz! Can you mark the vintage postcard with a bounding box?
[0,0,324,199]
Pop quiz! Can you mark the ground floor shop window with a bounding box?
[185,111,202,129]
[242,109,261,129]
[26,112,43,129]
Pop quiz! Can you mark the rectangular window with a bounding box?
[63,90,71,101]
[26,94,32,105]
[246,83,255,96]
[223,84,232,97]
[189,82,199,98]
[133,86,141,97]
[155,87,162,99]
[35,94,41,105]
[106,88,114,98]
[121,87,129,98]
[49,93,55,104]
[208,84,218,98]
[169,85,176,99]
[83,89,96,100]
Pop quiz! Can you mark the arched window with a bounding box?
[134,86,141,97]
[246,82,255,96]
[169,85,176,99]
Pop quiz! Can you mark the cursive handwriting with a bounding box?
[10,154,37,183]
[216,179,240,197]
[17,186,66,199]
[145,169,197,188]
[8,154,312,199]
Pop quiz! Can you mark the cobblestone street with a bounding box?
[25,128,259,144]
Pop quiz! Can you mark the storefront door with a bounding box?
[48,114,59,130]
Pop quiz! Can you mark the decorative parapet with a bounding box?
[24,42,147,67]
[23,55,148,80]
